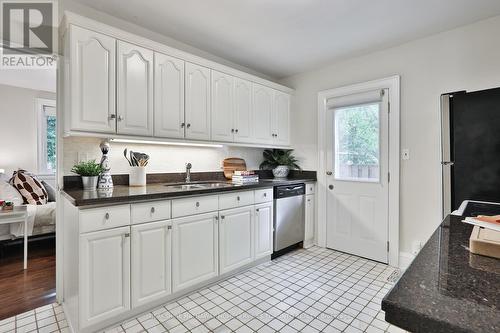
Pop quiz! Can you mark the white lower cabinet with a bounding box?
[131,220,172,308]
[254,202,273,259]
[219,206,254,274]
[304,194,315,248]
[80,227,131,328]
[172,212,219,292]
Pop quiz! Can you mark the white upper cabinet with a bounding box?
[252,83,274,144]
[185,63,211,140]
[211,71,234,142]
[69,25,116,134]
[273,91,291,145]
[117,41,154,136]
[154,53,185,139]
[233,78,254,143]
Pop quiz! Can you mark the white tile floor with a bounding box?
[0,247,407,333]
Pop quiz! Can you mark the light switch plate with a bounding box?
[402,149,410,160]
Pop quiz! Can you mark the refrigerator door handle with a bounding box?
[441,94,452,217]
[441,161,454,166]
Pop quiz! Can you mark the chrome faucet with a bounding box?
[185,163,192,183]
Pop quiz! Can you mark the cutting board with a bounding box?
[222,158,247,180]
[469,226,500,259]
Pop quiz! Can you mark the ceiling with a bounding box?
[71,0,500,79]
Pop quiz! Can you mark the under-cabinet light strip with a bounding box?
[110,138,224,148]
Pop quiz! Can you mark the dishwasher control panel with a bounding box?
[274,184,305,199]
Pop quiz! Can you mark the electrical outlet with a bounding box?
[402,149,410,160]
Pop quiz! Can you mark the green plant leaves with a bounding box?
[71,160,103,177]
[259,149,301,170]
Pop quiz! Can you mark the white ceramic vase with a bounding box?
[272,165,290,178]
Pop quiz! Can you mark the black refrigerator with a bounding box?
[441,87,500,216]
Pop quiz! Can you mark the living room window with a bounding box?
[37,99,57,175]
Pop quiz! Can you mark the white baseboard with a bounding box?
[398,251,415,271]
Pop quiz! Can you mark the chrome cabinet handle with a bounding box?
[214,216,219,221]
[329,185,334,190]
[196,202,200,207]
[109,114,116,120]
[263,193,267,197]
[235,129,239,133]
[105,213,110,220]
[181,122,185,128]
[151,207,155,214]
[231,129,235,133]
[187,123,191,128]
[256,208,260,212]
[326,171,333,175]
[167,225,172,230]
[221,215,225,219]
[124,233,130,238]
[237,196,240,201]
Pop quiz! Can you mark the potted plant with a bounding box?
[259,149,301,178]
[71,160,103,190]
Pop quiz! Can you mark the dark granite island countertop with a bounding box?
[62,172,316,207]
[382,215,500,333]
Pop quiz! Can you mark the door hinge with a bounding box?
[387,241,390,252]
[388,172,391,183]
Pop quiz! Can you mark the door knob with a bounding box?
[328,185,334,190]
[326,171,333,175]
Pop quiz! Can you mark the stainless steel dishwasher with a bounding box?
[273,183,305,253]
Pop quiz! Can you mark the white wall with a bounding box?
[63,137,264,176]
[0,84,56,178]
[281,15,500,254]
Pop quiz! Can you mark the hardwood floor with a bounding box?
[0,236,56,320]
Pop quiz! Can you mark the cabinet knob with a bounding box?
[307,199,311,202]
[151,207,155,214]
[329,184,334,190]
[231,129,235,133]
[214,216,219,220]
[117,115,124,121]
[124,233,130,238]
[221,215,225,219]
[326,171,333,176]
[196,201,200,207]
[263,193,267,197]
[256,208,260,212]
[109,114,116,120]
[237,196,240,201]
[235,129,239,133]
[187,123,191,128]
[167,225,172,230]
[181,122,185,128]
[105,213,110,220]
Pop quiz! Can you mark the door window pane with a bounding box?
[334,103,380,181]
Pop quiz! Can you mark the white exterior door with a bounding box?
[326,89,389,263]
[234,78,253,143]
[273,91,290,145]
[117,41,154,136]
[219,207,253,274]
[185,63,211,140]
[79,227,130,327]
[131,220,171,308]
[69,25,116,134]
[252,84,274,144]
[254,202,273,259]
[172,213,218,292]
[154,52,185,139]
[211,71,234,142]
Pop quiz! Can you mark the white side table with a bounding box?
[0,206,28,269]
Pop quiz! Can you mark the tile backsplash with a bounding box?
[63,137,265,176]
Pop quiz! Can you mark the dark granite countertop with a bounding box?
[62,175,316,207]
[382,215,500,333]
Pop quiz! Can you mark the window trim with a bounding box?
[36,98,57,175]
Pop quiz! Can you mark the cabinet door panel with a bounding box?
[172,213,218,292]
[273,91,291,145]
[304,195,315,248]
[185,63,211,140]
[234,78,253,143]
[219,207,253,274]
[211,71,234,142]
[154,53,185,138]
[252,84,274,144]
[70,25,116,133]
[255,202,273,259]
[117,41,154,136]
[80,227,130,327]
[131,220,171,308]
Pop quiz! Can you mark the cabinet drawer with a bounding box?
[131,200,171,224]
[306,182,315,195]
[219,191,254,210]
[254,188,273,204]
[79,205,130,233]
[172,195,219,218]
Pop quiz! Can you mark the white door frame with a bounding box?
[317,76,400,266]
